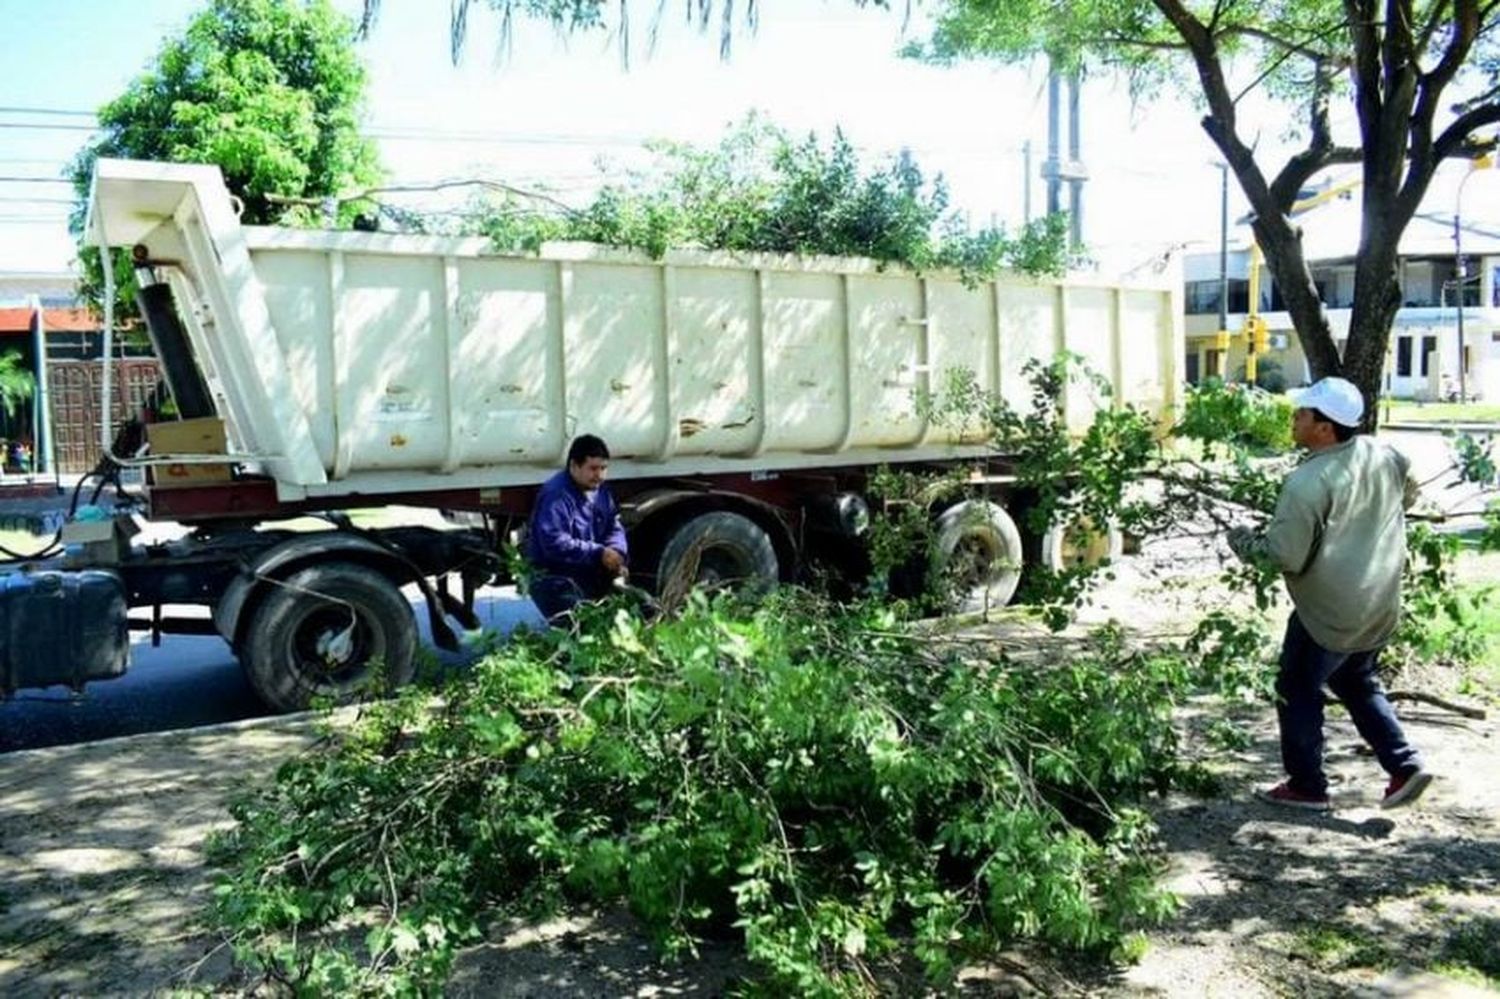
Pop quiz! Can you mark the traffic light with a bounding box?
[1244,315,1270,354]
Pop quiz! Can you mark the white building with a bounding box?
[1183,165,1500,400]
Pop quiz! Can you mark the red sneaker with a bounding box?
[1380,769,1433,809]
[1255,781,1332,811]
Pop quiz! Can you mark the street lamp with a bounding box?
[1454,151,1494,404]
[1216,162,1230,380]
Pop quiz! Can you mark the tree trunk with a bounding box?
[1344,187,1408,433]
[1251,219,1342,382]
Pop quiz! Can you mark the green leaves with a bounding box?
[0,351,36,422]
[1177,379,1294,457]
[468,117,1073,282]
[69,0,381,312]
[211,592,1186,993]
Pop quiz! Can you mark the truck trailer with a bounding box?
[0,159,1183,712]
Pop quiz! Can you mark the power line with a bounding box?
[0,122,96,133]
[0,104,1029,159]
[0,177,72,184]
[0,106,96,117]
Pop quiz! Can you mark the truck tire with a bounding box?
[1039,517,1124,571]
[932,500,1023,610]
[655,511,779,603]
[240,562,417,713]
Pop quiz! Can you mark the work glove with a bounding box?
[1226,525,1258,560]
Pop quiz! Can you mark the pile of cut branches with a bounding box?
[211,593,1194,994]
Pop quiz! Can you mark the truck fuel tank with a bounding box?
[0,570,130,696]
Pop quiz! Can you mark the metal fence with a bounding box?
[48,359,163,473]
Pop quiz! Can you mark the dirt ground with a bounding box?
[2,542,1497,997]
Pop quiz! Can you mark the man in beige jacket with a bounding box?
[1229,377,1433,811]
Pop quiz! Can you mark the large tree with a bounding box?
[367,0,1500,425]
[72,0,381,305]
[920,0,1500,426]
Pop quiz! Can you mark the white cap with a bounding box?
[1290,376,1364,428]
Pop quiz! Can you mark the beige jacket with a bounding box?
[1249,436,1418,652]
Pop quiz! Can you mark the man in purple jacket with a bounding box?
[525,434,629,622]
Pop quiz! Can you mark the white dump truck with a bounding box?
[0,159,1183,711]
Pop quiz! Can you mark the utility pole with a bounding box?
[1452,152,1494,404]
[1042,67,1088,251]
[1454,214,1468,404]
[1066,74,1084,249]
[1022,140,1032,225]
[1045,73,1062,217]
[29,294,53,476]
[1217,165,1229,332]
[1217,164,1230,380]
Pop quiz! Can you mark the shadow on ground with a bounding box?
[1104,701,1500,997]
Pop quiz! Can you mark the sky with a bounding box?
[3,0,1488,285]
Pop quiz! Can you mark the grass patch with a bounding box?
[1431,917,1500,987]
[1289,925,1393,970]
[1383,401,1500,424]
[1429,582,1500,699]
[1111,931,1151,964]
[1203,717,1254,752]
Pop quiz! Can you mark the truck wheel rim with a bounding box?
[292,607,376,682]
[952,534,1002,586]
[695,548,747,586]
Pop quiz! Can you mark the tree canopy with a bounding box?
[360,0,767,64]
[461,117,1071,280]
[917,0,1500,419]
[72,0,380,232]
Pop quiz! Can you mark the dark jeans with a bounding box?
[1276,613,1422,795]
[529,575,606,624]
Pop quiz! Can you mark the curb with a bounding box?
[0,703,347,766]
[1380,421,1500,434]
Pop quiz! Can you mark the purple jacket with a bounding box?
[525,470,628,587]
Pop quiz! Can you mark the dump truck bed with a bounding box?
[86,159,1183,501]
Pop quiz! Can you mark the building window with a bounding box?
[1204,348,1225,379]
[1405,262,1437,306]
[1396,336,1413,377]
[1184,279,1250,315]
[1420,336,1437,377]
[1457,264,1481,306]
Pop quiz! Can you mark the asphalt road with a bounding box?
[1385,425,1498,526]
[0,588,543,753]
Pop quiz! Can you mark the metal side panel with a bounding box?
[846,273,924,449]
[90,161,1187,500]
[995,280,1059,411]
[1062,284,1116,430]
[174,183,327,485]
[665,266,759,458]
[89,160,327,487]
[1119,288,1173,413]
[927,278,995,444]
